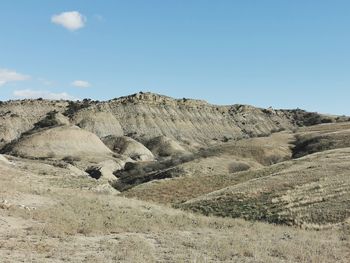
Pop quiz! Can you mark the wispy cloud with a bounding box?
[13,89,76,100]
[71,80,91,88]
[51,11,86,31]
[0,68,30,86]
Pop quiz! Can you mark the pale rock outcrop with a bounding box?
[0,154,10,164]
[65,164,89,177]
[0,92,342,152]
[86,159,124,182]
[73,111,123,138]
[102,136,154,161]
[106,92,296,144]
[0,100,68,148]
[6,125,113,159]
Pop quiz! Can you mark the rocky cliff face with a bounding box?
[71,92,297,145]
[0,92,340,149]
[0,100,68,148]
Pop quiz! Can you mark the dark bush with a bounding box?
[86,167,102,180]
[287,109,334,127]
[64,100,91,117]
[62,156,81,164]
[34,111,59,128]
[113,153,196,191]
[292,135,335,158]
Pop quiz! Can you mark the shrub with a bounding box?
[64,100,91,117]
[292,135,337,158]
[34,111,59,129]
[62,156,81,164]
[85,167,102,180]
[228,161,250,173]
[287,109,333,126]
[264,155,283,165]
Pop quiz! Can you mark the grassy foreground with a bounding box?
[0,157,349,262]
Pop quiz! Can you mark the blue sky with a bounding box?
[0,1,349,115]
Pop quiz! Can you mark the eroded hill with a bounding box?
[0,93,349,262]
[1,92,344,149]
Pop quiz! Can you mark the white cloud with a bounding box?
[13,89,76,100]
[71,80,91,88]
[0,68,30,86]
[51,11,86,31]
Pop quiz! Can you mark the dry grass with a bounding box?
[180,148,350,227]
[1,155,349,262]
[123,164,286,205]
[297,122,350,133]
[120,132,293,199]
[4,191,350,262]
[1,124,350,262]
[228,161,251,173]
[123,127,350,229]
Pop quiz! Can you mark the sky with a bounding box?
[0,1,349,115]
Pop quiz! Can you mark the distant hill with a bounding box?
[1,92,346,150]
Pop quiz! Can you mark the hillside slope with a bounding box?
[179,147,350,227]
[1,92,342,150]
[113,122,350,229]
[120,132,294,202]
[0,94,349,262]
[0,154,348,262]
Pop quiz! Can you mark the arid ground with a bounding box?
[0,93,349,262]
